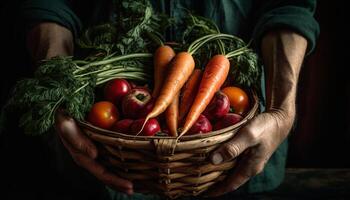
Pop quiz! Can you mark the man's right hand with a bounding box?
[27,22,134,195]
[55,110,134,195]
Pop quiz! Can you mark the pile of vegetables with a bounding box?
[2,0,261,136]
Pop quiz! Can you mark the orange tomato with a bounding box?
[88,101,119,129]
[221,86,249,115]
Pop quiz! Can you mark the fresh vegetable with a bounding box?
[142,52,195,127]
[112,119,134,134]
[221,86,249,115]
[187,114,212,135]
[165,92,179,136]
[2,6,261,136]
[178,32,257,136]
[131,118,161,136]
[122,88,152,119]
[138,99,155,118]
[179,69,202,123]
[202,91,230,122]
[152,45,176,97]
[180,55,230,135]
[104,78,131,105]
[88,101,119,129]
[213,113,243,130]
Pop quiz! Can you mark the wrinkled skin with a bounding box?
[27,22,307,197]
[27,22,134,195]
[204,30,307,197]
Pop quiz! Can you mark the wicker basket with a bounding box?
[79,91,259,199]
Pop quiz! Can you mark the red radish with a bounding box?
[112,119,134,134]
[138,99,155,118]
[213,113,243,131]
[202,91,230,122]
[104,79,131,105]
[131,118,161,136]
[188,114,212,135]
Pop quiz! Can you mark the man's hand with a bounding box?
[55,110,134,194]
[205,30,308,197]
[206,110,294,196]
[27,22,134,194]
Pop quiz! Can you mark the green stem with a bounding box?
[96,73,150,85]
[76,53,152,72]
[188,33,246,55]
[97,68,146,77]
[225,47,251,59]
[74,64,118,77]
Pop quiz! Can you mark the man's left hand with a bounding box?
[205,109,294,197]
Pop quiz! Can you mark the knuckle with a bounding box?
[223,144,241,159]
[243,127,258,143]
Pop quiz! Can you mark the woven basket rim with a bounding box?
[78,89,259,141]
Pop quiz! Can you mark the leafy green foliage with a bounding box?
[181,13,261,89]
[2,0,262,136]
[77,0,171,56]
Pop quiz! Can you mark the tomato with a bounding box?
[221,86,249,115]
[88,101,119,129]
[104,79,131,105]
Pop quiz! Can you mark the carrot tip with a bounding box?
[135,117,149,136]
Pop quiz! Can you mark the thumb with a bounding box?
[55,110,98,159]
[211,129,253,165]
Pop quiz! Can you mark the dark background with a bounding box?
[0,0,349,199]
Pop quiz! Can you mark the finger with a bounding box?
[77,154,134,195]
[210,117,263,165]
[205,149,266,197]
[61,139,134,195]
[55,110,97,159]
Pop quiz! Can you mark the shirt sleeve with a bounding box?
[21,0,82,37]
[252,0,320,54]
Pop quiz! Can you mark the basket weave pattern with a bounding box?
[79,92,259,199]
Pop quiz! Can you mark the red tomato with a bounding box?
[104,79,131,105]
[221,86,250,115]
[88,101,119,129]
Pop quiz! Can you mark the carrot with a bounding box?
[140,33,247,135]
[180,55,230,136]
[152,45,176,97]
[179,69,202,123]
[165,92,179,136]
[142,52,195,129]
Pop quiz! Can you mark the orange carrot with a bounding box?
[165,92,179,136]
[180,55,230,136]
[152,45,176,97]
[179,69,202,123]
[143,52,195,125]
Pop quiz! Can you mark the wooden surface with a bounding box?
[238,168,350,200]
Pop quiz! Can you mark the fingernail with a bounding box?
[211,153,223,165]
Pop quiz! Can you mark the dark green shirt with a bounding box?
[21,0,319,199]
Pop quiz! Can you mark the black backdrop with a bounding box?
[1,0,349,199]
